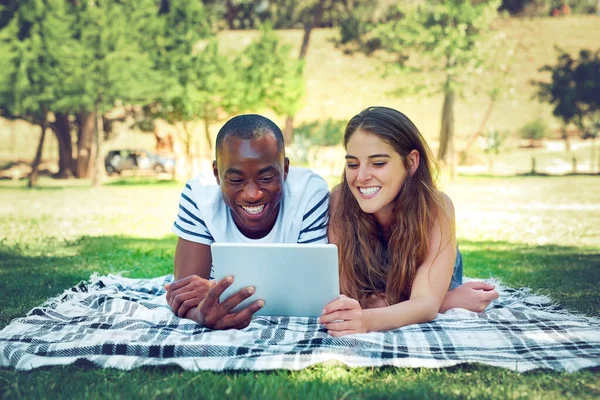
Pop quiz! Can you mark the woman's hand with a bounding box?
[319,295,368,337]
[440,281,499,313]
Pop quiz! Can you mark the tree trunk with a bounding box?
[75,112,95,178]
[284,0,326,145]
[226,0,236,30]
[597,0,600,15]
[53,112,75,178]
[591,137,596,174]
[9,120,16,153]
[92,100,104,187]
[203,104,213,153]
[561,126,571,152]
[28,116,49,188]
[438,89,456,179]
[459,97,496,164]
[182,121,193,179]
[283,115,294,146]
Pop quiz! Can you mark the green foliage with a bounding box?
[0,1,162,123]
[68,0,159,112]
[0,0,76,122]
[483,129,508,155]
[534,48,600,138]
[373,0,502,96]
[518,118,550,141]
[294,119,346,147]
[237,24,305,117]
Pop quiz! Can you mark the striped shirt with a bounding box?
[172,167,329,246]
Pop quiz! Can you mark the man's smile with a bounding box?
[241,204,266,215]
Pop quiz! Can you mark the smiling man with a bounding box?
[165,114,329,330]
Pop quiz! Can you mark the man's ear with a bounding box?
[407,150,420,175]
[212,160,220,185]
[283,156,290,181]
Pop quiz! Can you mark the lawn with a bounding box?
[0,175,598,399]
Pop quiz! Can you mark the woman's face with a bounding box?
[345,129,409,225]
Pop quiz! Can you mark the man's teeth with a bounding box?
[242,204,265,214]
[359,187,381,196]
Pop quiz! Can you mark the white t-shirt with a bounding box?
[171,167,329,246]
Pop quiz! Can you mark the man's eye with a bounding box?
[228,178,243,184]
[259,176,274,183]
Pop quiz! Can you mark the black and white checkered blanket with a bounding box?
[1,274,599,372]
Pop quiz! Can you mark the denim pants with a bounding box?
[449,248,463,290]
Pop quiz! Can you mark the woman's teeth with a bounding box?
[359,187,381,196]
[242,204,265,214]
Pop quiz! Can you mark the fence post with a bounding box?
[531,157,536,175]
[572,157,577,174]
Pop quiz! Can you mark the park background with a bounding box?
[0,1,599,398]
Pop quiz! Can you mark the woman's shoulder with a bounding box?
[436,190,455,218]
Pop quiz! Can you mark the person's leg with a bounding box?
[439,248,499,313]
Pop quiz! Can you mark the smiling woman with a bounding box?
[322,106,499,336]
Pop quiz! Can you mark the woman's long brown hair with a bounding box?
[332,106,453,305]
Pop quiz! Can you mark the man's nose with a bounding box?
[242,181,264,203]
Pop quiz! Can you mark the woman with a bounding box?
[320,106,498,337]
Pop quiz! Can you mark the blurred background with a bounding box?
[0,0,599,260]
[0,0,599,185]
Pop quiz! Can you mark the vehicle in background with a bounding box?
[105,149,175,175]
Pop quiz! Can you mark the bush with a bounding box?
[519,118,550,141]
[294,119,346,147]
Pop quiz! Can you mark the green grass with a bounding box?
[0,175,599,399]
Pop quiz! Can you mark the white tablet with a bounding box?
[211,242,340,317]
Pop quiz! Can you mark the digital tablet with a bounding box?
[211,242,340,317]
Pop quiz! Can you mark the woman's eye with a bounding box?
[373,162,387,167]
[346,163,358,169]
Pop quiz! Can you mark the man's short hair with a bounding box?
[215,114,285,159]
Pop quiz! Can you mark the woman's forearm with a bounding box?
[363,296,440,332]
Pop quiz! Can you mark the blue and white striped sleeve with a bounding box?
[297,182,329,244]
[171,183,214,245]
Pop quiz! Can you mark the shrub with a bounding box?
[294,119,346,147]
[519,118,550,141]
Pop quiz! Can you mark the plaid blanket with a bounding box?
[1,274,599,372]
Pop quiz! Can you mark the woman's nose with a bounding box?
[357,166,371,182]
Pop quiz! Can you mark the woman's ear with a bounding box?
[407,150,420,175]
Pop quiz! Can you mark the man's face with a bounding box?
[213,133,289,239]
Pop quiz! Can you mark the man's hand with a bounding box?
[164,275,215,318]
[187,275,264,330]
[440,281,499,313]
[319,295,368,337]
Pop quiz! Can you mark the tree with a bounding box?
[70,0,159,187]
[141,0,214,179]
[238,24,305,137]
[366,0,501,177]
[0,0,77,187]
[534,48,600,169]
[282,0,325,145]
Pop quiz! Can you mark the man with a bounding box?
[165,114,329,330]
